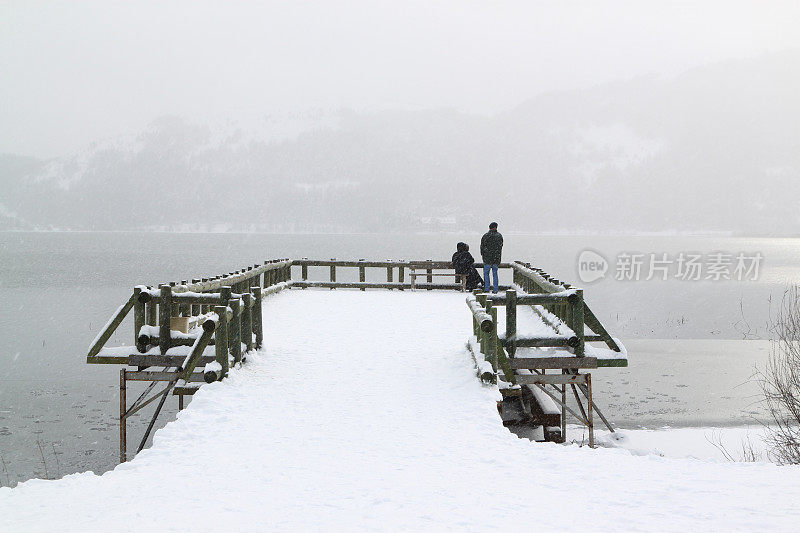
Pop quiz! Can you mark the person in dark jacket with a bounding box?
[451,242,483,290]
[480,222,503,293]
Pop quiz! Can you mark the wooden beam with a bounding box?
[128,354,215,367]
[514,373,588,385]
[126,371,206,382]
[159,284,172,354]
[86,293,136,360]
[509,335,579,348]
[510,357,598,369]
[180,319,216,381]
[583,303,622,352]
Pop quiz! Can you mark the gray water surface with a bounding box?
[0,232,797,486]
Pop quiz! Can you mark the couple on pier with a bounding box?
[452,222,503,293]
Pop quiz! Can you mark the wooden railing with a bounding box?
[290,258,513,291]
[87,258,292,462]
[85,256,623,458]
[465,263,626,447]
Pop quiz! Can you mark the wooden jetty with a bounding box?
[85,258,626,461]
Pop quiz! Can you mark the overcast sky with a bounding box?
[2,0,799,157]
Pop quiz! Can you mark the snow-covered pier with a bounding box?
[3,285,800,531]
[83,258,627,461]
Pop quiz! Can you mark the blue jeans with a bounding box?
[483,264,499,293]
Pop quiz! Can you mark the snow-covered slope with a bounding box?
[1,290,798,531]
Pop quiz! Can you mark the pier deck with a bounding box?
[3,289,800,531]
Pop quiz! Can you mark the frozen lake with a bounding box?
[0,231,797,485]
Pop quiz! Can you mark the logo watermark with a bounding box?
[577,250,763,283]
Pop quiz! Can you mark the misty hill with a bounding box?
[2,51,798,234]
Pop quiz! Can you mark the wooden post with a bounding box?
[488,305,498,372]
[386,261,393,290]
[252,288,263,349]
[242,293,253,352]
[178,281,189,316]
[214,305,229,378]
[220,286,232,302]
[178,395,184,411]
[159,284,172,354]
[359,260,366,291]
[475,294,484,355]
[119,369,127,463]
[200,278,210,313]
[145,286,157,326]
[330,258,336,289]
[170,282,180,318]
[219,286,232,363]
[301,258,308,288]
[191,279,201,316]
[133,286,145,351]
[398,262,405,290]
[506,289,517,358]
[587,373,594,447]
[426,259,433,290]
[230,299,242,363]
[561,372,567,440]
[571,289,585,357]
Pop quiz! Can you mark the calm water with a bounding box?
[0,232,798,486]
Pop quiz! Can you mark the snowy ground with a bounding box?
[2,290,799,532]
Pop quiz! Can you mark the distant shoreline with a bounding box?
[2,229,794,238]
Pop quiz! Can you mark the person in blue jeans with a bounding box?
[480,222,503,293]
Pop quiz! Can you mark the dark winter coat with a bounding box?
[480,229,504,264]
[452,242,483,290]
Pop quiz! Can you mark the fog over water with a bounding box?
[2,1,800,236]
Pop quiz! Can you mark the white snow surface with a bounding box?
[3,290,800,531]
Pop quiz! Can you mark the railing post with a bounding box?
[398,262,405,290]
[561,373,567,438]
[220,286,232,364]
[214,305,229,379]
[230,299,242,363]
[587,373,595,448]
[145,286,157,326]
[252,287,263,349]
[488,304,498,372]
[386,260,393,289]
[159,284,172,354]
[506,289,517,358]
[191,279,201,316]
[476,293,487,359]
[571,289,585,357]
[242,293,253,352]
[426,259,433,289]
[301,257,308,287]
[330,258,336,289]
[179,280,190,316]
[200,279,210,313]
[119,369,127,463]
[133,286,145,349]
[359,259,366,291]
